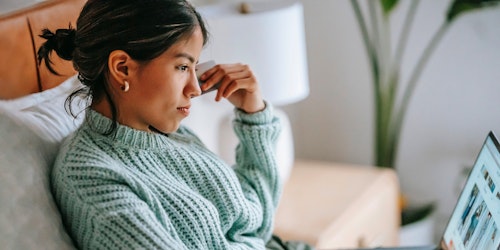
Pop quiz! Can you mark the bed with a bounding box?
[0,0,400,249]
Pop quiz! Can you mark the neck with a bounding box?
[91,98,113,120]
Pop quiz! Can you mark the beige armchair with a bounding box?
[274,160,400,249]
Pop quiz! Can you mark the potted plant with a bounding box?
[349,0,500,242]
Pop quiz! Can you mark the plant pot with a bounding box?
[399,203,436,246]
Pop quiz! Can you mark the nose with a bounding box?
[187,69,202,98]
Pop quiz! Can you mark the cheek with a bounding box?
[134,68,183,101]
[144,79,179,105]
[140,71,173,93]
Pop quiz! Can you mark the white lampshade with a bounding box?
[198,0,309,106]
[195,0,309,182]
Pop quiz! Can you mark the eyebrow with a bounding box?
[175,52,197,64]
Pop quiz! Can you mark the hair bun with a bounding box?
[54,27,76,60]
[37,24,76,74]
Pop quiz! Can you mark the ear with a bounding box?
[108,50,136,84]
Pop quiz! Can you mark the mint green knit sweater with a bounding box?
[51,105,282,250]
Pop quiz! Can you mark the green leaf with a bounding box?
[380,0,399,17]
[447,0,500,22]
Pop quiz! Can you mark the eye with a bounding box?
[177,65,189,72]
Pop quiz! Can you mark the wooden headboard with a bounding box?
[0,0,86,100]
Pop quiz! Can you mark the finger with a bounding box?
[221,71,255,98]
[215,70,253,101]
[199,67,218,92]
[222,78,256,99]
[200,64,242,92]
[200,63,243,83]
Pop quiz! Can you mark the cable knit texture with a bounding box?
[51,104,281,250]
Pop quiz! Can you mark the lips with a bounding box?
[177,105,190,116]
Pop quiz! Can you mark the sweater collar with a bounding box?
[84,109,175,150]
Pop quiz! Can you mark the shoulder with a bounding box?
[175,125,205,146]
[55,127,112,166]
[51,128,122,186]
[176,125,197,137]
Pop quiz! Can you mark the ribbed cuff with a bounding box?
[234,101,274,125]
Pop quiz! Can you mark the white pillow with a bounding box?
[0,76,85,249]
[0,75,86,143]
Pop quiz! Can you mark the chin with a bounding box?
[149,124,178,135]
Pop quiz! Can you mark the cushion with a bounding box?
[0,75,86,143]
[0,113,76,249]
[0,75,85,249]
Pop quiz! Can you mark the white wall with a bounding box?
[196,0,500,241]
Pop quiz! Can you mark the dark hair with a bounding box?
[37,0,209,134]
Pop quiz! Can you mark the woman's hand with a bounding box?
[199,63,265,114]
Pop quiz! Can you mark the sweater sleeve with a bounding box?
[231,102,282,240]
[51,156,188,250]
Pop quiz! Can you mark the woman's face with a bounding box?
[119,27,204,134]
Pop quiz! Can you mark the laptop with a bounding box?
[344,131,500,250]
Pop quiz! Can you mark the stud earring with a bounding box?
[121,81,130,92]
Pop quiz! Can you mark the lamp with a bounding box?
[197,0,309,181]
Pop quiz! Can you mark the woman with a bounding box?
[38,0,312,249]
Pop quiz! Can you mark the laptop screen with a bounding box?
[442,131,500,250]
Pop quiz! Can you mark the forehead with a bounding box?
[165,27,204,61]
